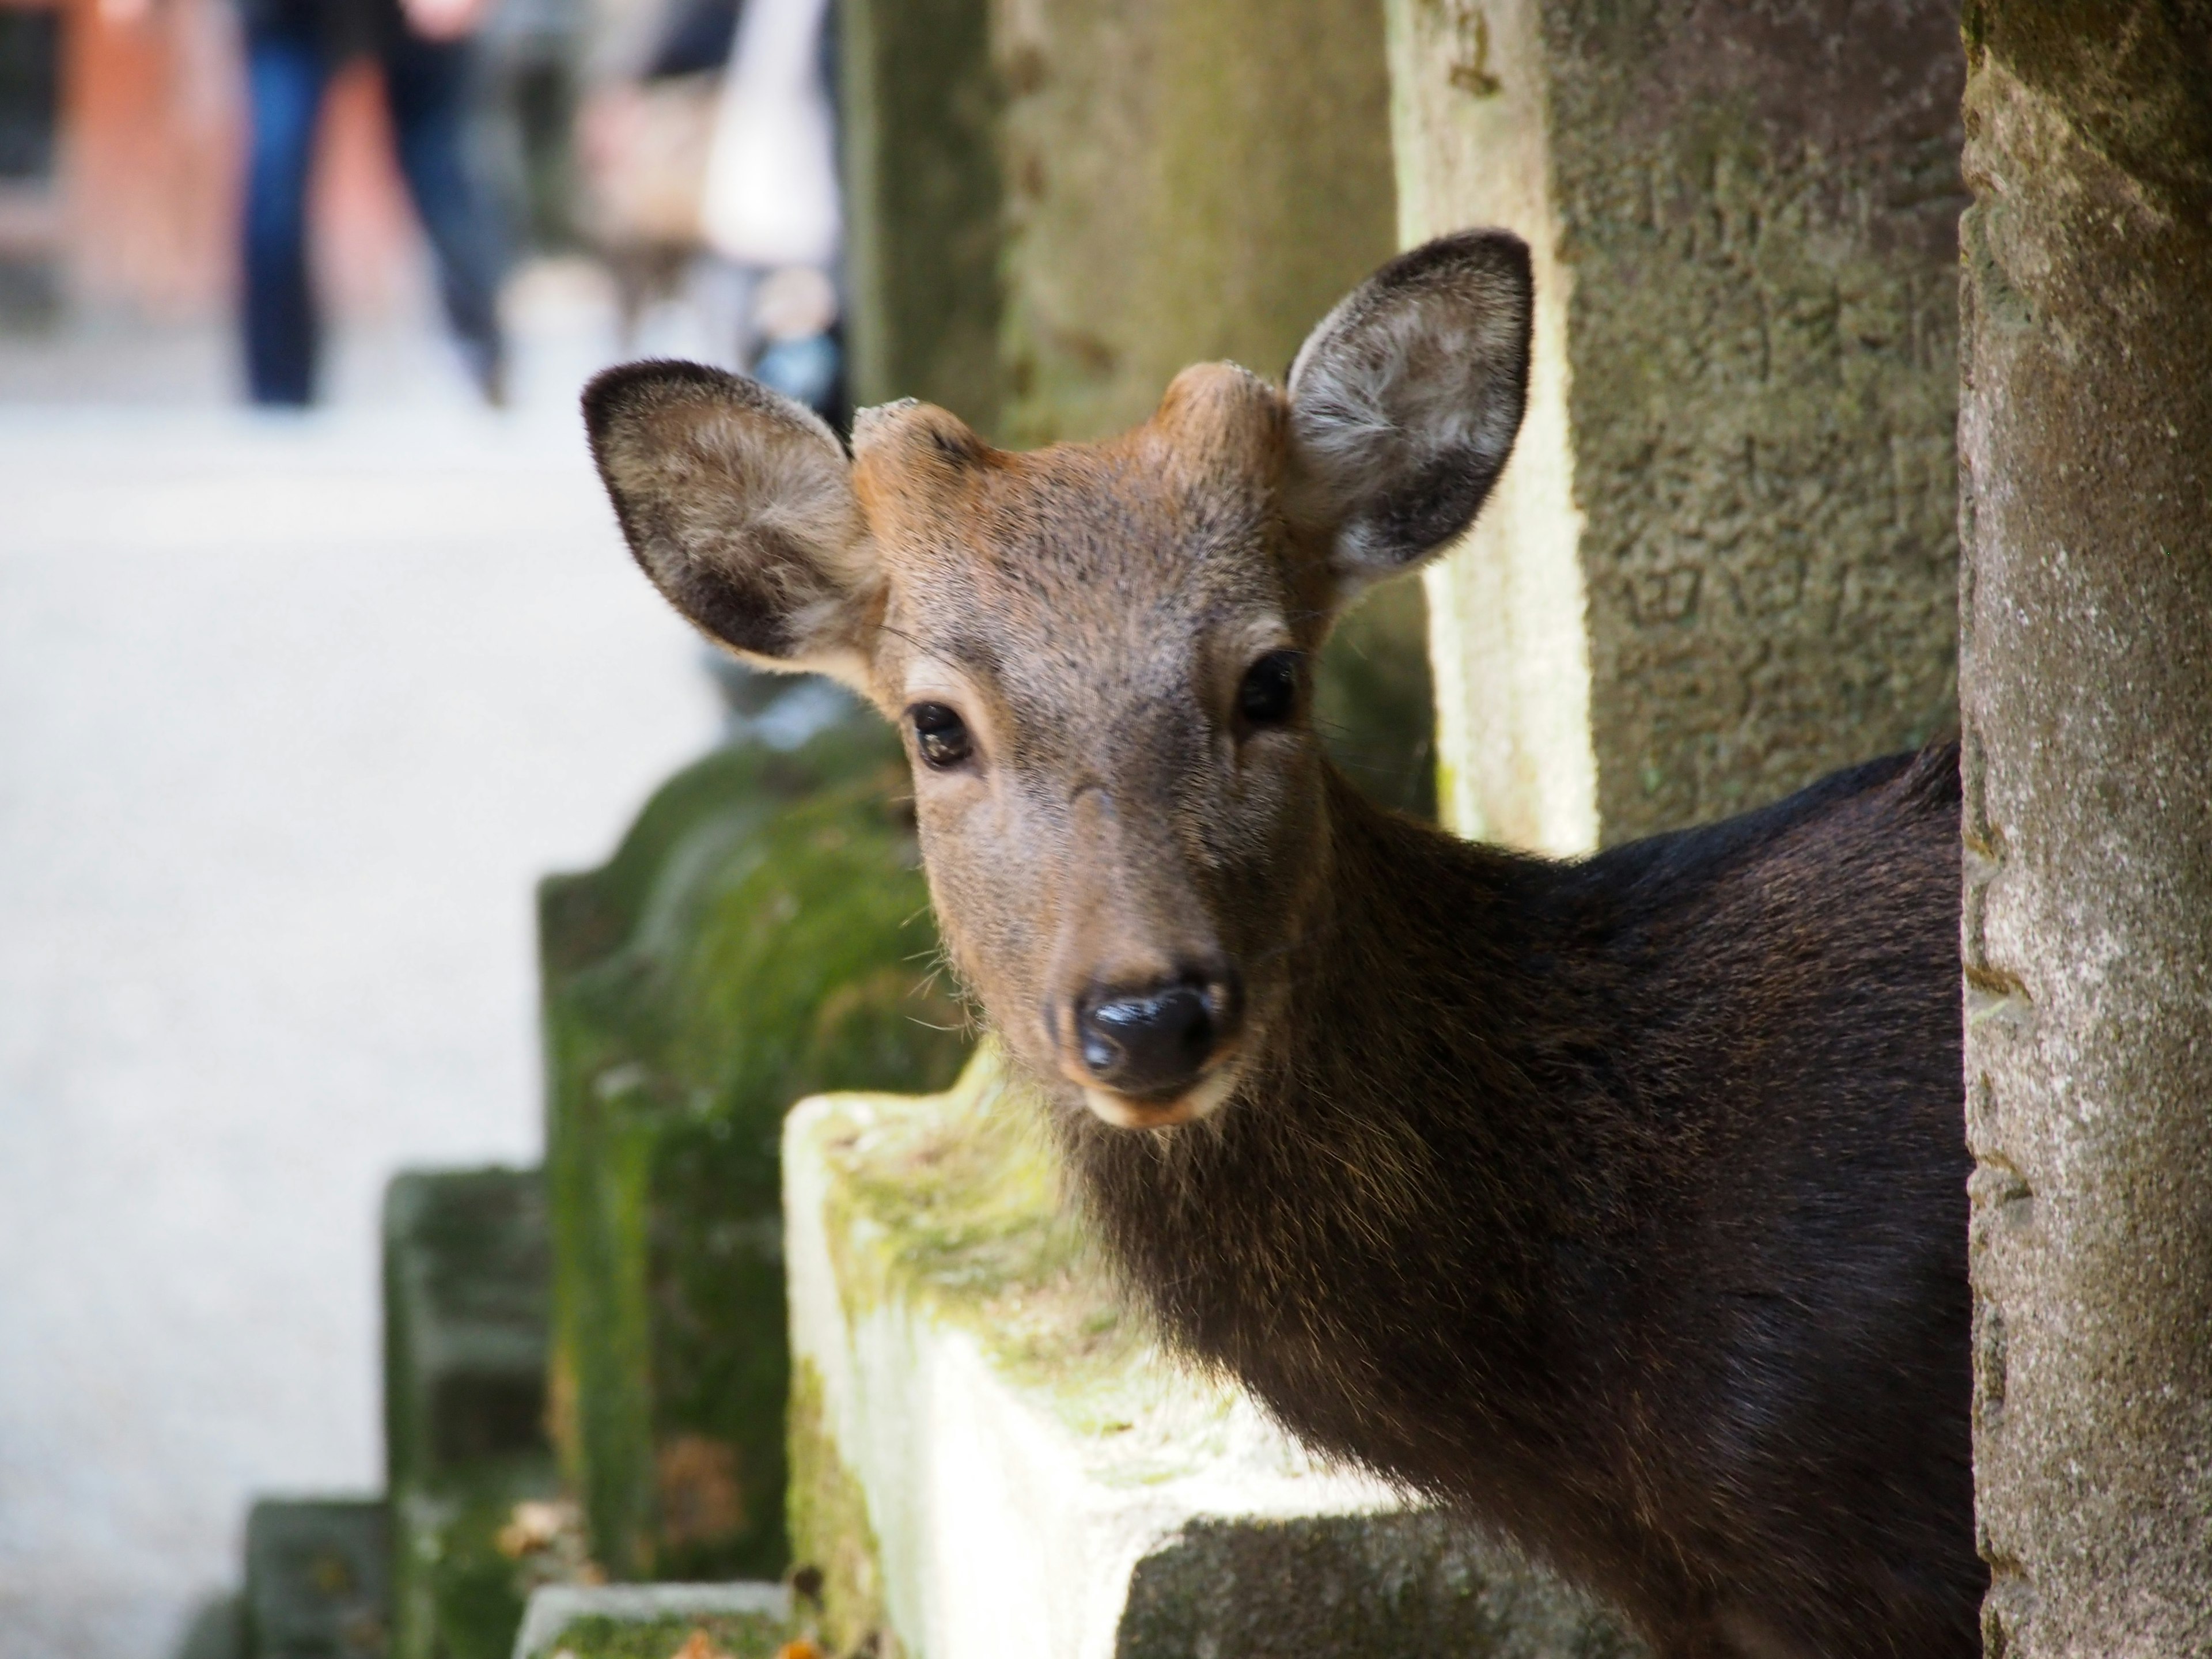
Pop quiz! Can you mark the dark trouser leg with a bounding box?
[382,30,507,397]
[241,25,326,406]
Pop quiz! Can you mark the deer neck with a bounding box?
[1054,766,1621,1405]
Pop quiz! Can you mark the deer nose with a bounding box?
[1075,969,1240,1097]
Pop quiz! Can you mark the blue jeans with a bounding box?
[243,22,506,404]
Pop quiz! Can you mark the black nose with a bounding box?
[1075,972,1237,1097]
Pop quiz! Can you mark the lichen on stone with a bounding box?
[805,1049,1249,1475]
[785,1359,891,1658]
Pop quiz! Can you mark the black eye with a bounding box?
[1237,651,1301,728]
[910,702,974,768]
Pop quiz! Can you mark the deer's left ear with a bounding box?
[1287,229,1532,597]
[585,359,879,690]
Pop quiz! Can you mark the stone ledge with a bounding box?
[784,1048,1640,1659]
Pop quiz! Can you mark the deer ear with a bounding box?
[1287,230,1532,594]
[584,360,878,689]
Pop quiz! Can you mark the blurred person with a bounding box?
[573,0,843,425]
[111,0,514,403]
[241,0,511,403]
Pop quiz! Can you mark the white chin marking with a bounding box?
[1082,1066,1239,1131]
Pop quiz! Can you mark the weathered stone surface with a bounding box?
[243,1499,389,1659]
[510,1585,791,1659]
[1389,0,1965,849]
[384,1168,561,1659]
[785,1049,1639,1659]
[992,0,1394,448]
[1957,5,2212,1653]
[540,726,970,1584]
[836,0,1003,426]
[1116,1514,1643,1659]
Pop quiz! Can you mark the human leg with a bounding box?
[382,31,508,400]
[240,21,327,404]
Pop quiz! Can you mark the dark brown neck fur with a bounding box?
[1051,749,1980,1659]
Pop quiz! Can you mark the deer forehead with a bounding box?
[851,365,1316,697]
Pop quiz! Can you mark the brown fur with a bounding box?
[581,232,1979,1658]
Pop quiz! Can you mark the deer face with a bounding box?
[586,232,1532,1129]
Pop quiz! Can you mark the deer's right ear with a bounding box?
[584,361,878,689]
[1287,230,1532,597]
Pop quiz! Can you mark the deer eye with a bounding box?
[909,702,974,768]
[1237,651,1301,729]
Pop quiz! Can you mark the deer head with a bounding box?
[585,232,1532,1130]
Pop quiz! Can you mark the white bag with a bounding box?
[698,0,839,268]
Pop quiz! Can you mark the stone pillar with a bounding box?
[991,0,1395,448]
[1957,5,2212,1653]
[1387,0,1966,849]
[836,0,1003,426]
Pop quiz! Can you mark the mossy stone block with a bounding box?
[541,724,969,1585]
[786,1050,1639,1658]
[384,1168,560,1659]
[244,1498,390,1659]
[512,1586,793,1659]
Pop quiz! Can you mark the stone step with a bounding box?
[243,1498,390,1659]
[783,1048,1641,1659]
[384,1167,562,1659]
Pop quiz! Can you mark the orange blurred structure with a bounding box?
[2,0,423,322]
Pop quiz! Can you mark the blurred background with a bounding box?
[0,0,850,1647]
[0,0,1433,1647]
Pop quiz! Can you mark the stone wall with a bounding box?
[1388,0,1965,848]
[1957,3,2212,1652]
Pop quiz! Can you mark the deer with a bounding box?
[581,230,1980,1659]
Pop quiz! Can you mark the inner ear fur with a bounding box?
[584,360,877,686]
[1287,230,1533,592]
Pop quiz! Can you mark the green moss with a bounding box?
[785,1361,888,1657]
[543,1613,794,1659]
[392,1465,566,1659]
[543,721,971,1584]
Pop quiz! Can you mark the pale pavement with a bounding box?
[0,285,725,1658]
